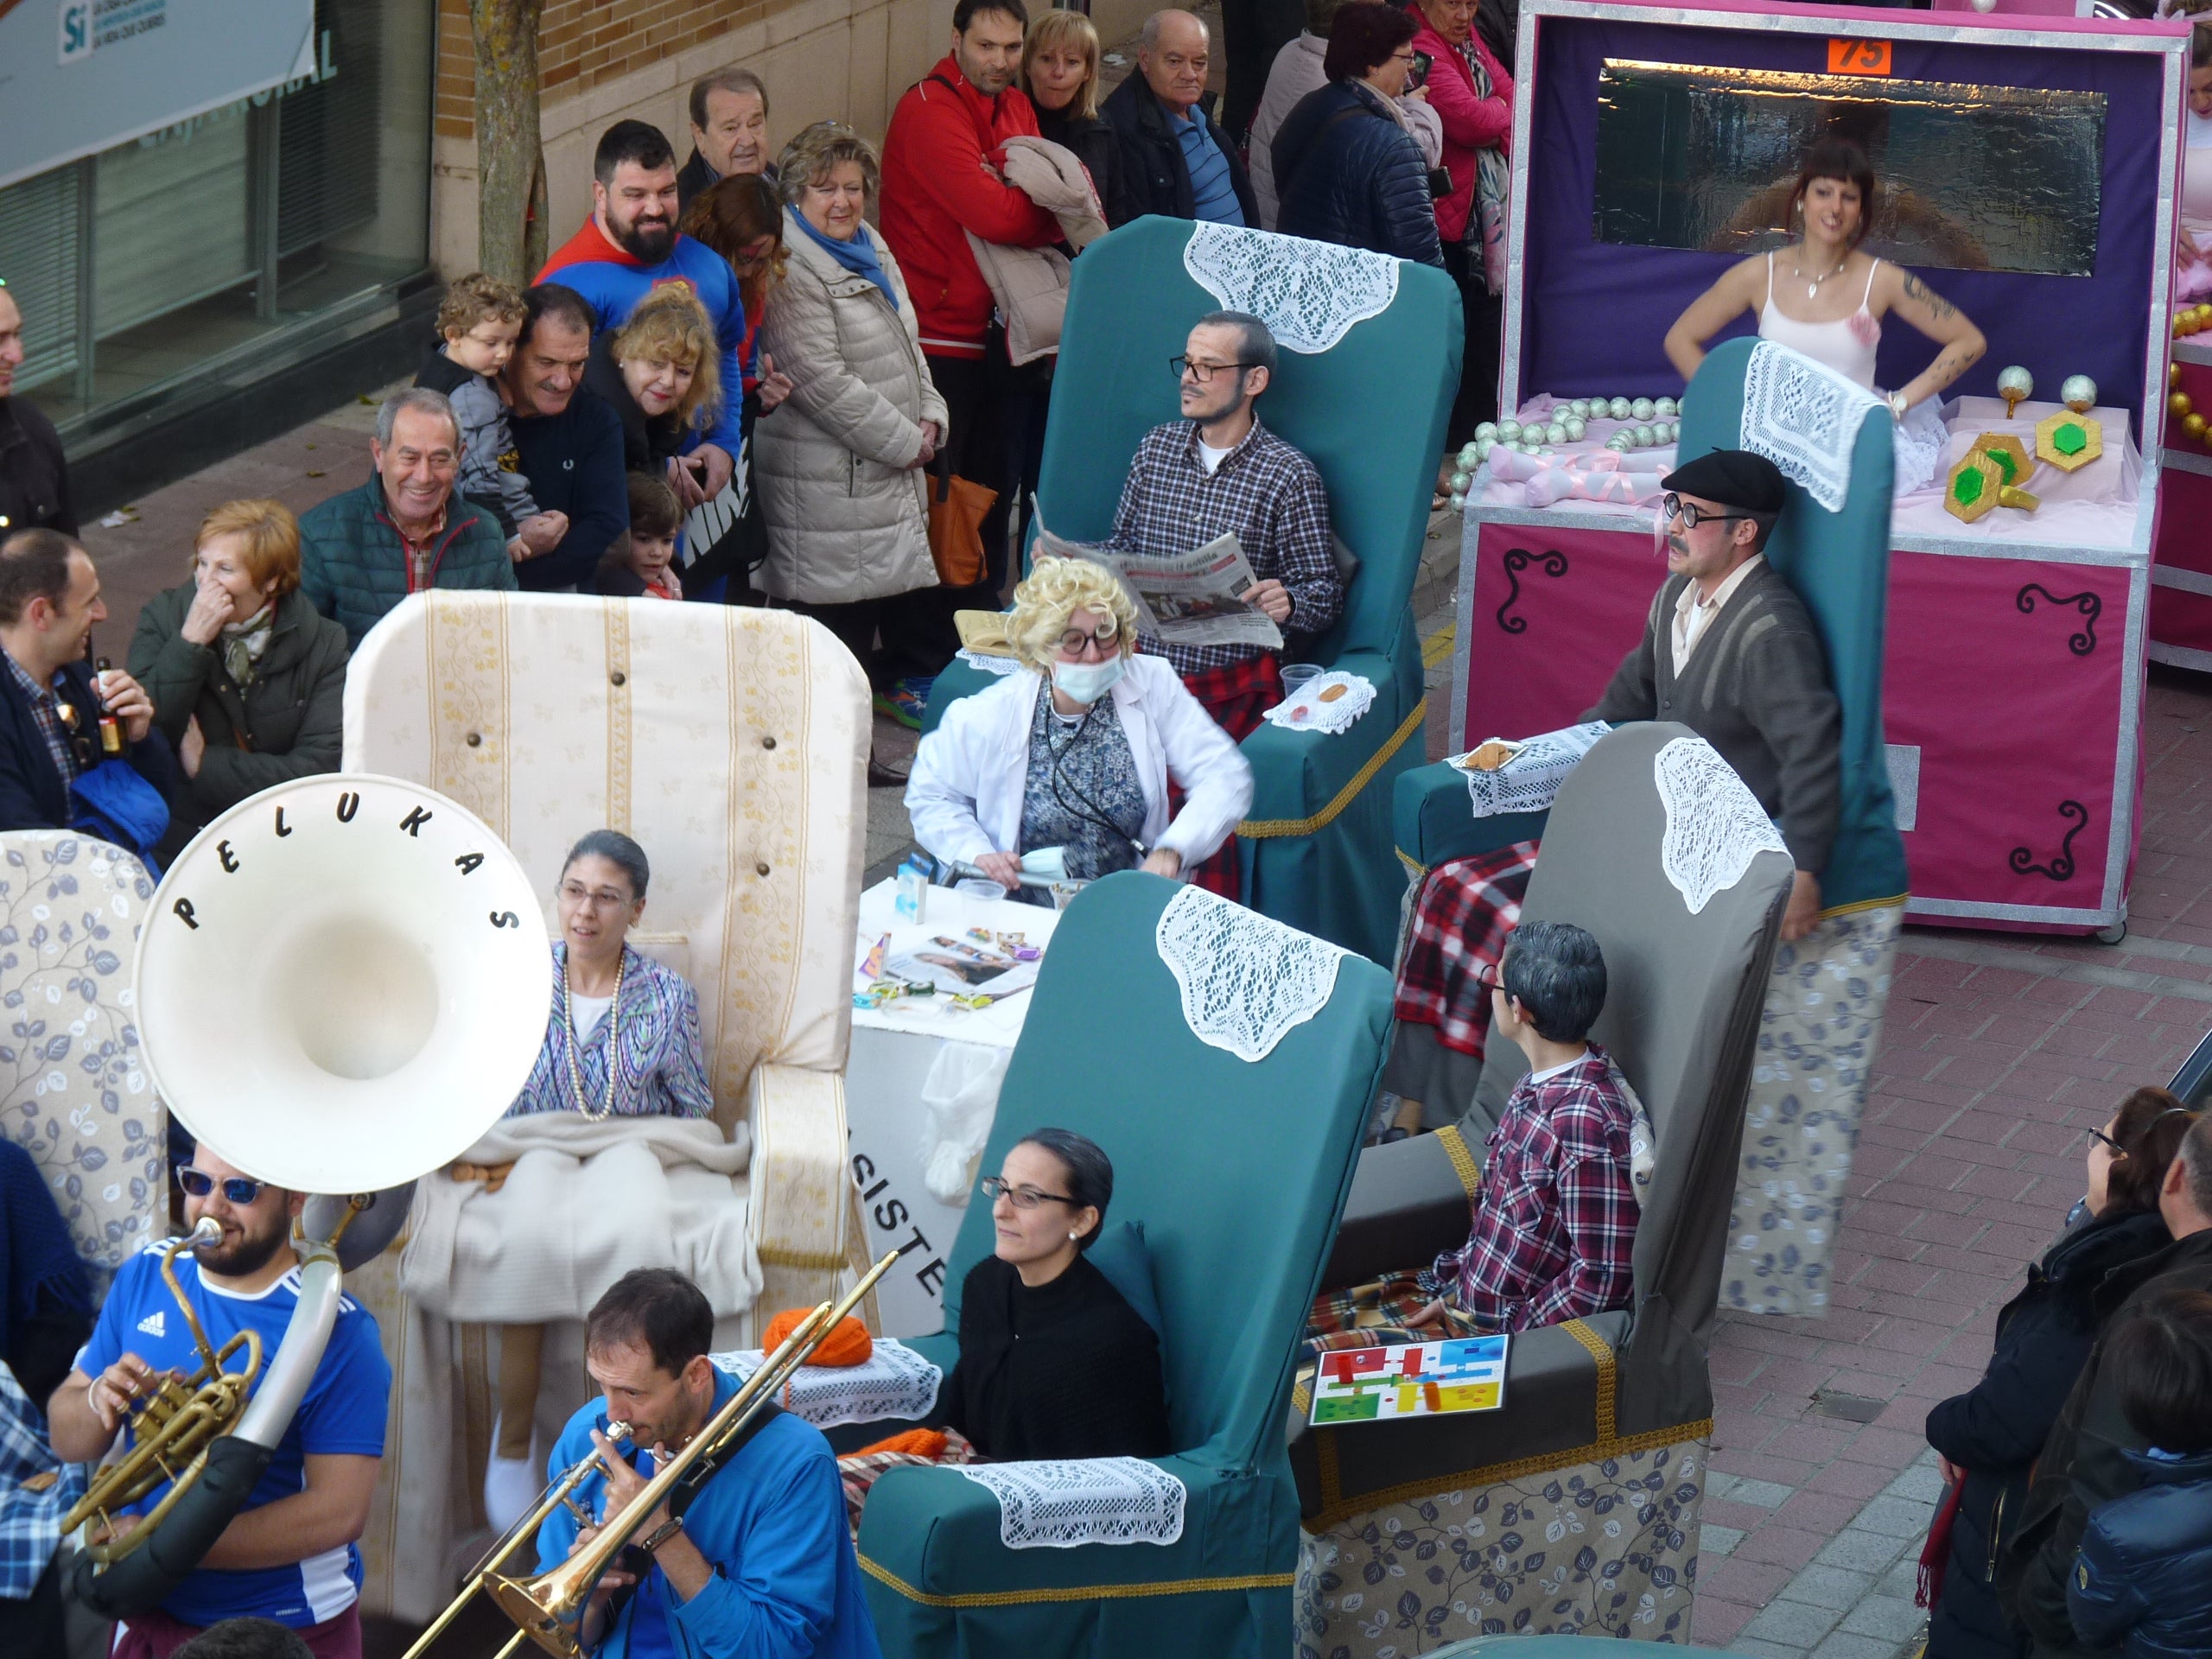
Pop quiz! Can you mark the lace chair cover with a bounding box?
[957,1458,1188,1548]
[1182,224,1400,353]
[1739,340,1884,512]
[1154,886,1347,1061]
[0,834,162,1285]
[1653,736,1789,913]
[709,1339,941,1429]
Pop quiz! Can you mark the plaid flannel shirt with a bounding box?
[1108,418,1340,676]
[1422,1046,1639,1332]
[0,1362,82,1600]
[1393,842,1539,1060]
[3,651,78,805]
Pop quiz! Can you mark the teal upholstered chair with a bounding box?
[1294,722,1794,1647]
[922,216,1460,963]
[855,870,1394,1657]
[1388,338,1909,1316]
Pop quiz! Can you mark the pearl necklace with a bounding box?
[1448,396,1681,503]
[561,948,627,1121]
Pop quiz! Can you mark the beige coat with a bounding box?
[756,209,950,604]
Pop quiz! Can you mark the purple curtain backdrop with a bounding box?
[1518,16,2166,429]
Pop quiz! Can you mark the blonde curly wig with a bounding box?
[1006,556,1139,672]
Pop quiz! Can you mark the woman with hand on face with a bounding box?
[585,284,726,485]
[127,499,348,846]
[755,124,948,769]
[1664,138,1986,494]
[905,557,1254,903]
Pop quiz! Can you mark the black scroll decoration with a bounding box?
[1495,549,1570,635]
[2015,583,2101,657]
[2009,800,2090,881]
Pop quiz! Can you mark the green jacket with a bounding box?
[297,475,516,650]
[128,584,350,829]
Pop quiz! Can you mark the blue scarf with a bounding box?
[793,213,899,311]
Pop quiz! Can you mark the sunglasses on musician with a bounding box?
[176,1166,269,1205]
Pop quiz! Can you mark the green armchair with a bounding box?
[921,216,1460,963]
[856,870,1395,1656]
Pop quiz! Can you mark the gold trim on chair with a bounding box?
[858,1555,1295,1607]
[1238,698,1427,839]
[1307,1418,1715,1532]
[1435,1125,1482,1202]
[1560,1318,1617,1441]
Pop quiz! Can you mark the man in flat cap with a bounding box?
[1585,448,1839,941]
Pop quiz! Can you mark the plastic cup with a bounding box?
[1280,664,1324,698]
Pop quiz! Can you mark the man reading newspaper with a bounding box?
[1069,310,1340,894]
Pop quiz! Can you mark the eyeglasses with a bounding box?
[2088,1127,2125,1155]
[1661,493,1754,531]
[1170,356,1255,384]
[178,1168,267,1205]
[980,1175,1077,1210]
[1057,620,1119,654]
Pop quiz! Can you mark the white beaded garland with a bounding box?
[1634,424,1655,447]
[1630,397,1655,422]
[1545,423,1567,445]
[1474,422,1497,442]
[1609,397,1631,420]
[1449,492,1467,512]
[1563,416,1586,441]
[1655,397,1678,419]
[1568,398,1591,419]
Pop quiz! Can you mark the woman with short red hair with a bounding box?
[127,497,348,844]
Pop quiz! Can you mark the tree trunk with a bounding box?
[470,0,545,285]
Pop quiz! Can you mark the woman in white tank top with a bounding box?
[2177,28,2212,302]
[1662,139,1986,493]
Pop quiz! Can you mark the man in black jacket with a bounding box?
[0,289,73,538]
[2005,1112,2212,1657]
[501,285,629,594]
[1103,10,1260,228]
[677,67,775,213]
[0,529,173,834]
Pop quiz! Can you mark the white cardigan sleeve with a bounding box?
[1141,661,1255,864]
[903,676,1029,867]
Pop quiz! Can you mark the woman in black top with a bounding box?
[1923,1088,2196,1659]
[582,283,723,478]
[1023,11,1134,231]
[942,1128,1170,1459]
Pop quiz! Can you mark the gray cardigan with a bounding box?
[1585,559,1841,876]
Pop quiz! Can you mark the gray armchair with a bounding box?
[1291,722,1791,1652]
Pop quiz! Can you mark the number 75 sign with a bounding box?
[1827,37,1893,75]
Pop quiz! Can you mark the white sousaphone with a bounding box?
[66,774,549,1618]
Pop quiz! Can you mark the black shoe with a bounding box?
[868,758,910,789]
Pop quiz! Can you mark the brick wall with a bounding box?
[436,0,821,140]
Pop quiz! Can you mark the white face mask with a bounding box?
[1050,654,1126,705]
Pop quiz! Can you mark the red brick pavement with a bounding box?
[1687,669,2212,1648]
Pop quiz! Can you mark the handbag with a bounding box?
[1916,1475,1966,1609]
[926,451,995,589]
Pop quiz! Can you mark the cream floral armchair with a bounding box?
[0,833,163,1290]
[338,591,870,1618]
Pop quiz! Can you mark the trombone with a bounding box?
[405,1251,899,1659]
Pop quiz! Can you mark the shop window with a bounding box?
[1592,60,2106,276]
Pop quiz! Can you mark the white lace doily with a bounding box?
[1739,340,1884,512]
[958,1458,1187,1548]
[1652,737,1788,914]
[1154,886,1347,1061]
[1261,671,1375,734]
[1181,224,1399,353]
[709,1338,942,1428]
[957,648,1021,677]
[1450,721,1610,817]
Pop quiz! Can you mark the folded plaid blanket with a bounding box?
[1391,842,1540,1058]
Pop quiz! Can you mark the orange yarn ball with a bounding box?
[850,1427,948,1459]
[762,1308,874,1366]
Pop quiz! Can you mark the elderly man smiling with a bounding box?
[298,386,515,652]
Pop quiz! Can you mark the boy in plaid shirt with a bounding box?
[1310,919,1640,1351]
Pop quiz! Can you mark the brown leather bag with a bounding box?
[926,452,996,589]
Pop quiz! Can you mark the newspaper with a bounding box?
[1033,511,1284,652]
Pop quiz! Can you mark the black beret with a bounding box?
[1661,449,1788,516]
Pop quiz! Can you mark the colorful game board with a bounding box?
[1307,1336,1510,1424]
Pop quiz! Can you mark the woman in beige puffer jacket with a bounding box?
[755,126,950,670]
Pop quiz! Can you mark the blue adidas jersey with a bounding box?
[77,1240,390,1629]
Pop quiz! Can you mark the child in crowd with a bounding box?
[2065,1287,2212,1658]
[596,472,684,600]
[1307,919,1643,1352]
[413,273,543,555]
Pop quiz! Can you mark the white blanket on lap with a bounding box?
[400,1115,760,1320]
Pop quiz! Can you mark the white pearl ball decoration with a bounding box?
[1609,397,1631,420]
[1499,419,1522,441]
[1563,416,1586,441]
[1630,397,1655,422]
[1474,423,1497,442]
[1655,397,1678,418]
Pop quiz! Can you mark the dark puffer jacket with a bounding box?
[1270,80,1444,267]
[2067,1446,2212,1659]
[1923,1207,2172,1659]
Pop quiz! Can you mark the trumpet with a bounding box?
[60,1219,264,1560]
[407,1251,900,1659]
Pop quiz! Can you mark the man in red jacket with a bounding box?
[879,0,1066,721]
